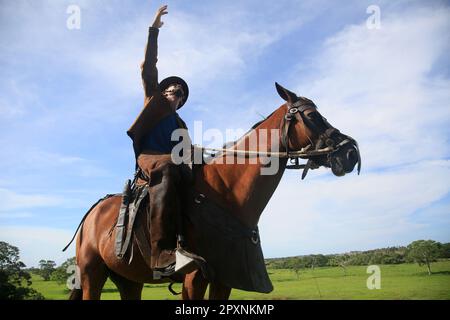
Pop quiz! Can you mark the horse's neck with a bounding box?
[195,108,288,227]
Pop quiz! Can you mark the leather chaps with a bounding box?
[136,150,192,269]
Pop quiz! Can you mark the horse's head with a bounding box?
[275,82,361,179]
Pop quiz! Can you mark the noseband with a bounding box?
[281,99,361,179]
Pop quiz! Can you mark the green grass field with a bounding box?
[30,261,450,300]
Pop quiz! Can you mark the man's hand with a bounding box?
[152,5,168,28]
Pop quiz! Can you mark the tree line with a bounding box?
[0,241,78,299]
[0,241,44,300]
[265,240,450,275]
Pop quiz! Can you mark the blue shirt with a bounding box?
[141,113,180,153]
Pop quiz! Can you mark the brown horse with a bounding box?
[67,83,360,300]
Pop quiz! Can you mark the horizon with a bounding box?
[14,237,448,268]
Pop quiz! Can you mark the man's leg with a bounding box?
[136,153,179,270]
[137,152,199,276]
[147,161,180,270]
[176,163,193,246]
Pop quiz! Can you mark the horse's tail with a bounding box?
[62,193,119,252]
[69,288,83,300]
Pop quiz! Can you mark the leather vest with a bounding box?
[127,94,189,158]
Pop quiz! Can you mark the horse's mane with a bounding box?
[218,97,316,152]
[204,110,277,161]
[224,110,277,148]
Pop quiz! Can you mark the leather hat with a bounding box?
[159,76,189,109]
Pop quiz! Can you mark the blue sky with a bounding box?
[0,0,449,267]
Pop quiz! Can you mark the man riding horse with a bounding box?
[64,3,361,300]
[127,5,198,278]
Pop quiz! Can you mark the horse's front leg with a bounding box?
[182,269,209,300]
[209,281,231,300]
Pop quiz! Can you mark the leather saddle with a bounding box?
[115,179,149,260]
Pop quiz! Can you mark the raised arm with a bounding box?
[141,5,168,97]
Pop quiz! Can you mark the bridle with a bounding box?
[280,98,361,178]
[196,98,361,179]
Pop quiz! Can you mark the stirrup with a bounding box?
[175,248,203,274]
[153,263,176,280]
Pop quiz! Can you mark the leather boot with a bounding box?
[153,249,176,269]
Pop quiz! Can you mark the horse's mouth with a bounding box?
[331,156,346,176]
[331,146,359,177]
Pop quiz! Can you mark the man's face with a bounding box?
[163,84,185,111]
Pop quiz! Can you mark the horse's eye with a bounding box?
[306,112,328,132]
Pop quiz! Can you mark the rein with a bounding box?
[196,141,352,159]
[193,100,361,179]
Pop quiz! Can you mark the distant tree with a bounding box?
[285,258,302,280]
[381,252,405,264]
[301,256,314,269]
[264,240,447,273]
[440,243,450,259]
[369,251,383,265]
[51,257,76,284]
[328,254,351,276]
[292,265,300,280]
[406,240,441,275]
[313,254,329,267]
[38,260,57,281]
[352,252,371,265]
[0,241,44,300]
[311,256,316,271]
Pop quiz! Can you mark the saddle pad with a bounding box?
[188,194,273,293]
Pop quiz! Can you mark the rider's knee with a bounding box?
[160,162,181,181]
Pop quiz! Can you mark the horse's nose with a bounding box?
[347,148,357,164]
[344,147,358,172]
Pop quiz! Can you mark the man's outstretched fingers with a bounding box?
[152,5,169,29]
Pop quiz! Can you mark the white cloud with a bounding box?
[292,6,450,170]
[258,5,450,257]
[0,188,66,211]
[0,212,34,219]
[0,187,96,218]
[0,226,75,267]
[0,0,320,126]
[0,147,111,181]
[260,160,450,257]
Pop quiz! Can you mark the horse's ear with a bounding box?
[275,82,297,103]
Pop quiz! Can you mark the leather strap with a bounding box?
[115,180,132,257]
[133,222,153,269]
[116,184,149,258]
